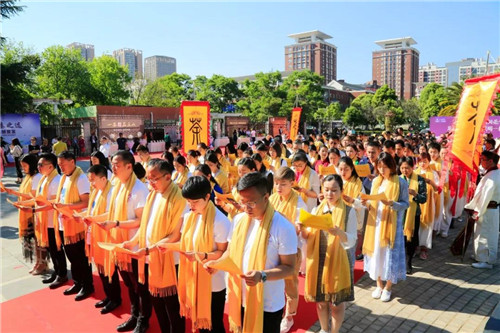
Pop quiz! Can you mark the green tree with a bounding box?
[343,93,375,128]
[193,74,242,113]
[314,102,342,122]
[400,98,422,129]
[87,55,131,105]
[0,41,40,114]
[1,0,25,43]
[418,83,446,121]
[140,73,192,107]
[279,70,326,122]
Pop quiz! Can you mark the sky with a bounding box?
[4,1,500,84]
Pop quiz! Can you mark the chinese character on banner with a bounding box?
[449,73,500,177]
[290,107,302,141]
[181,101,210,153]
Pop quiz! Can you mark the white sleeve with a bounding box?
[48,177,60,199]
[31,174,42,191]
[214,211,231,244]
[227,213,243,242]
[133,184,149,210]
[309,170,321,195]
[341,208,358,249]
[77,175,90,195]
[278,219,298,255]
[105,190,112,212]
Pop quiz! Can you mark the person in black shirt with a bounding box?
[28,137,40,155]
[116,132,127,151]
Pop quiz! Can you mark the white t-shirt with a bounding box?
[115,178,149,240]
[229,211,297,312]
[58,173,90,231]
[31,173,42,192]
[180,207,230,292]
[100,143,111,158]
[39,174,61,228]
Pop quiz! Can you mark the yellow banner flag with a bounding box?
[290,107,302,141]
[181,101,210,153]
[450,74,500,173]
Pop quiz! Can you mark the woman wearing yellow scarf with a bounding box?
[269,142,287,172]
[428,142,445,236]
[269,167,307,333]
[173,155,192,189]
[176,176,230,333]
[206,151,230,194]
[300,174,357,333]
[136,145,152,171]
[187,149,201,174]
[291,152,320,211]
[399,157,427,275]
[358,153,409,302]
[415,152,439,260]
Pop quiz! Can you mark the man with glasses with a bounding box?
[123,159,188,333]
[206,172,297,333]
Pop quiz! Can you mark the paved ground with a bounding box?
[1,160,499,333]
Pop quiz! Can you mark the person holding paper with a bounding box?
[269,167,307,333]
[291,152,320,211]
[176,176,230,333]
[172,155,191,189]
[206,172,297,333]
[205,151,230,194]
[399,157,427,274]
[361,141,381,195]
[314,145,330,174]
[53,151,92,301]
[122,159,188,333]
[358,153,409,302]
[81,165,121,314]
[299,174,357,333]
[428,142,445,237]
[326,148,341,176]
[415,152,439,260]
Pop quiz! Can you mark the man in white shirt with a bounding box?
[99,136,111,159]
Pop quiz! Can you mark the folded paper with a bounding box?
[355,164,371,177]
[298,209,333,230]
[319,165,337,176]
[360,192,387,201]
[207,256,243,276]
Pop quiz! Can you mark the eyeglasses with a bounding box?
[147,173,166,184]
[238,197,263,209]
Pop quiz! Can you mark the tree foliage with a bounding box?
[193,74,242,113]
[87,55,131,105]
[314,102,342,122]
[343,94,374,128]
[140,73,193,107]
[418,83,446,121]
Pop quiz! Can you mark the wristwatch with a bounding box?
[115,220,120,227]
[260,271,267,283]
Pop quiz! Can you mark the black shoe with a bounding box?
[42,274,57,284]
[49,276,68,289]
[117,317,138,332]
[356,254,364,261]
[75,286,94,301]
[406,266,413,275]
[133,318,149,333]
[95,298,109,308]
[101,300,121,314]
[63,284,81,295]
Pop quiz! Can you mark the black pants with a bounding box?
[91,143,97,153]
[14,157,22,178]
[98,269,121,303]
[119,259,152,321]
[61,231,93,288]
[241,306,283,333]
[405,214,421,268]
[47,228,67,278]
[199,289,226,333]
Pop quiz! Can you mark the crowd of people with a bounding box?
[2,128,499,333]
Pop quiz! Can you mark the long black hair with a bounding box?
[20,154,39,176]
[91,151,111,170]
[338,156,359,179]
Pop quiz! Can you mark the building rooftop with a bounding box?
[288,30,333,43]
[375,37,417,49]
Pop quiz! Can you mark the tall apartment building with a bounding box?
[144,56,177,81]
[457,57,500,82]
[372,37,419,100]
[113,48,143,78]
[67,42,95,61]
[418,63,447,86]
[285,30,337,84]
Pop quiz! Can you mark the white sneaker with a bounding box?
[319,330,329,333]
[381,289,392,302]
[371,287,383,299]
[440,233,448,238]
[280,317,294,333]
[472,262,493,269]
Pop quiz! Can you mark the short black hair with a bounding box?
[147,158,174,175]
[57,151,76,161]
[367,140,381,149]
[481,150,499,165]
[39,153,57,168]
[88,164,108,178]
[237,171,268,196]
[133,162,146,179]
[428,142,441,152]
[182,176,212,200]
[197,142,208,150]
[383,140,395,150]
[237,142,249,152]
[20,154,39,176]
[187,149,200,158]
[322,174,343,192]
[237,157,257,171]
[112,150,135,166]
[395,139,405,148]
[256,143,268,152]
[162,151,174,165]
[136,144,149,153]
[174,155,187,166]
[377,152,397,175]
[399,156,415,168]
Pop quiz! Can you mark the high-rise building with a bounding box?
[418,63,447,86]
[113,48,143,78]
[372,37,419,100]
[144,56,177,81]
[285,30,337,84]
[457,57,500,83]
[67,42,95,61]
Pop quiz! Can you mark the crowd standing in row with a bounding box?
[2,129,499,333]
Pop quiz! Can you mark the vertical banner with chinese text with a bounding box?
[289,107,302,141]
[449,73,500,175]
[181,101,210,154]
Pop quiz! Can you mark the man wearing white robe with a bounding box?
[464,151,500,269]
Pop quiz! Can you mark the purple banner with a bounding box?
[430,116,500,139]
[1,113,41,146]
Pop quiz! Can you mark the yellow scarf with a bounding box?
[362,175,400,256]
[219,156,231,173]
[305,199,351,301]
[18,174,35,238]
[342,176,362,206]
[430,160,443,218]
[269,190,299,224]
[297,166,311,204]
[107,173,138,272]
[138,181,186,296]
[54,167,85,249]
[227,203,274,333]
[402,173,419,241]
[86,181,112,275]
[173,168,189,187]
[178,201,216,331]
[416,168,435,229]
[35,169,59,247]
[227,187,242,221]
[214,169,230,194]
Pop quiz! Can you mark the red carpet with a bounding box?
[1,262,364,333]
